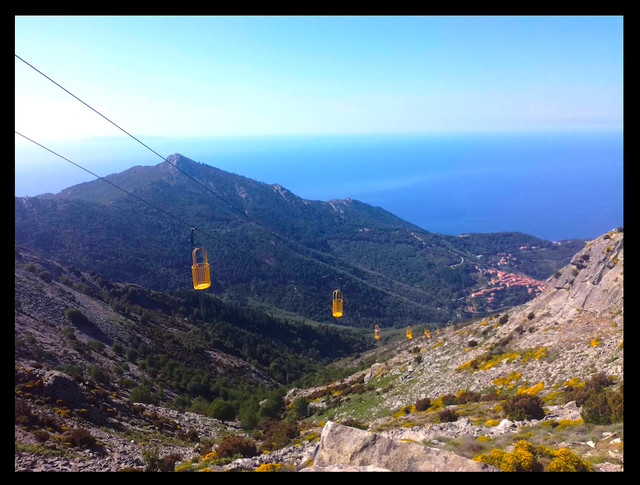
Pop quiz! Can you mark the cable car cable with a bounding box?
[15,131,285,275]
[16,54,415,315]
[15,54,295,251]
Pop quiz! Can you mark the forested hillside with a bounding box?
[15,154,583,328]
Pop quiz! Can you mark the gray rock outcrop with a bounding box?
[42,370,86,409]
[310,421,500,472]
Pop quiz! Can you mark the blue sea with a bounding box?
[15,129,623,242]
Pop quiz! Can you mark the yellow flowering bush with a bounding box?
[426,396,444,413]
[203,451,217,461]
[457,359,474,371]
[175,462,192,472]
[516,381,544,396]
[493,371,522,386]
[473,441,585,472]
[393,405,413,418]
[543,391,562,403]
[563,377,580,387]
[555,418,583,431]
[255,463,283,472]
[430,340,445,350]
[590,338,600,347]
[546,448,593,472]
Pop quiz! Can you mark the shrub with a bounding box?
[215,435,258,459]
[607,388,623,423]
[61,326,76,340]
[66,427,96,448]
[55,364,83,380]
[260,421,299,451]
[173,394,191,411]
[439,408,458,423]
[499,315,509,325]
[290,397,310,419]
[415,397,431,411]
[340,418,367,430]
[65,308,89,325]
[503,394,545,421]
[563,385,590,407]
[125,348,138,362]
[189,396,210,414]
[586,373,614,392]
[24,263,37,273]
[441,394,457,406]
[238,401,260,430]
[68,340,83,351]
[118,377,136,389]
[129,386,157,404]
[112,343,124,354]
[564,373,614,407]
[467,339,478,347]
[158,452,182,472]
[258,398,281,420]
[456,391,481,405]
[527,312,535,320]
[38,271,52,283]
[480,392,501,402]
[15,398,33,426]
[186,429,199,442]
[142,446,161,472]
[582,391,612,425]
[207,399,238,421]
[88,366,110,385]
[87,340,105,352]
[32,430,50,443]
[187,380,210,399]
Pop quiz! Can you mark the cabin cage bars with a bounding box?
[192,247,211,290]
[332,289,343,317]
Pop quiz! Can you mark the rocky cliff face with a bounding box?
[537,228,623,320]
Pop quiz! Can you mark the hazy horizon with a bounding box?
[15,16,623,242]
[15,129,623,242]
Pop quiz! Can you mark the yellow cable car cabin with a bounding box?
[332,289,343,317]
[375,324,380,340]
[191,247,211,290]
[406,326,413,339]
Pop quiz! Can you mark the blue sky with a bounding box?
[15,16,623,143]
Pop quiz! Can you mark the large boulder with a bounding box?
[302,464,391,472]
[311,421,500,472]
[42,370,86,409]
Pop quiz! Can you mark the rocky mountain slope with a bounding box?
[15,229,623,472]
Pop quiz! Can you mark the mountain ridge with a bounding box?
[16,153,585,327]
